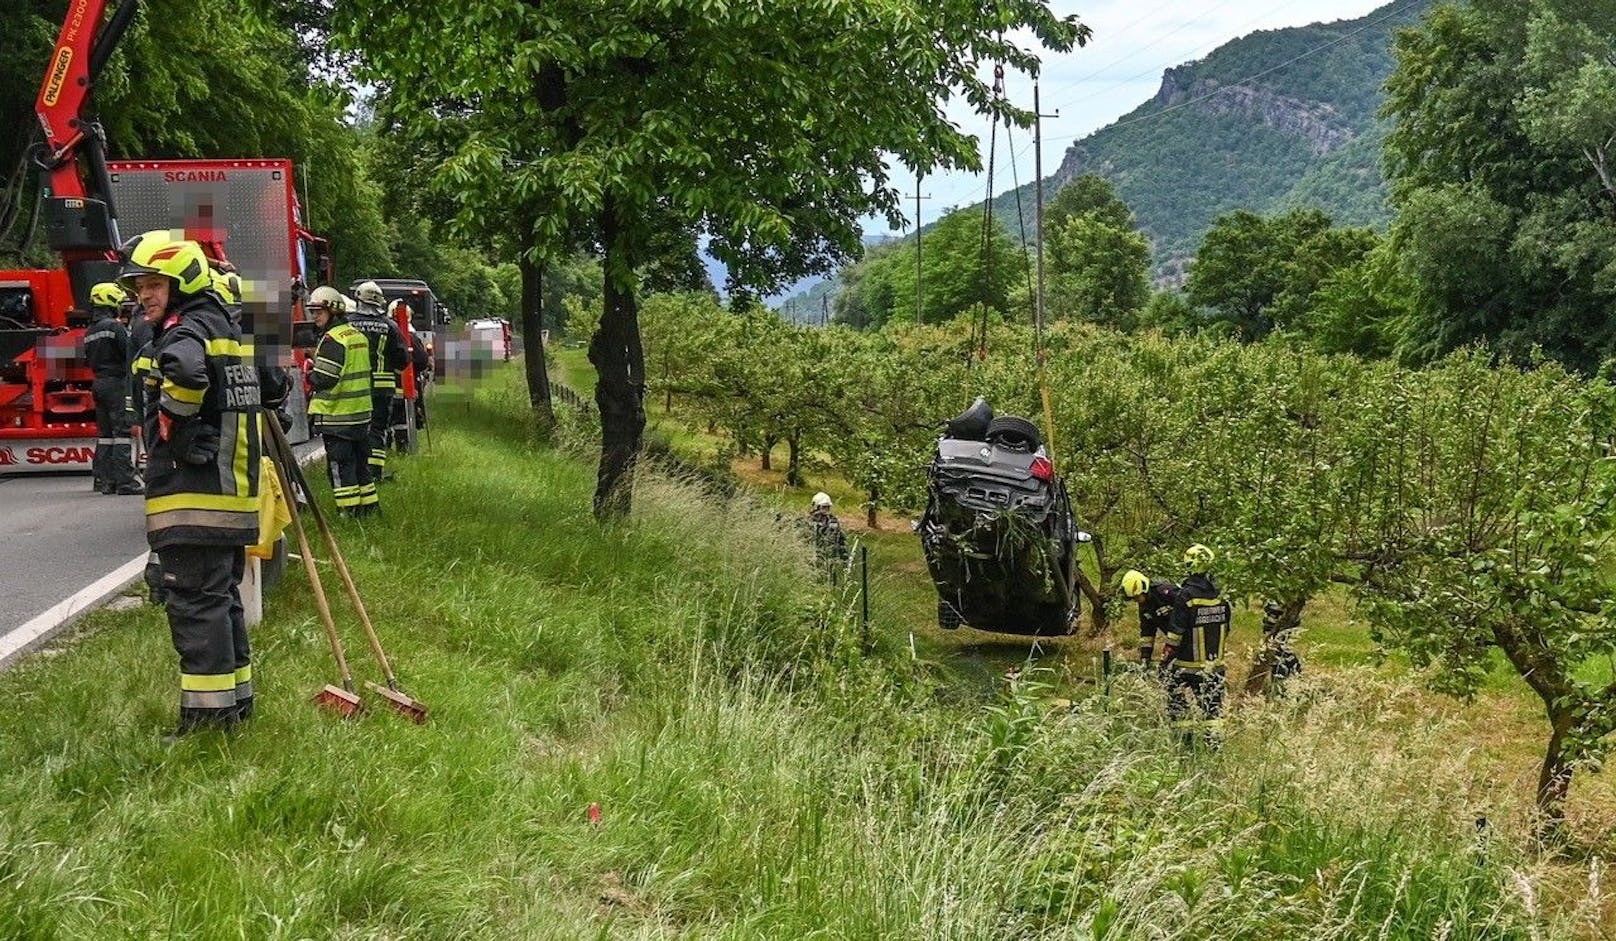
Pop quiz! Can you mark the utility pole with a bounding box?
[1034,82,1060,465]
[914,175,934,324]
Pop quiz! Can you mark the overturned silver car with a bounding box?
[919,399,1081,637]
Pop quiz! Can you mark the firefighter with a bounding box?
[386,299,428,454]
[120,235,268,735]
[83,282,142,494]
[305,286,376,517]
[1160,544,1233,748]
[349,281,408,484]
[807,492,848,568]
[127,247,167,603]
[1120,569,1178,666]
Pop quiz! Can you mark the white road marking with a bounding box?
[0,553,148,669]
[0,441,328,672]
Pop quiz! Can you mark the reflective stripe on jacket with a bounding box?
[348,306,408,393]
[1164,573,1232,672]
[143,294,264,549]
[308,321,373,435]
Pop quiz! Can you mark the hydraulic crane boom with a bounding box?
[33,0,140,305]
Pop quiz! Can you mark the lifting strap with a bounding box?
[971,64,1007,368]
[974,64,1058,468]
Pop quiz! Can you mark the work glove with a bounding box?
[166,415,217,465]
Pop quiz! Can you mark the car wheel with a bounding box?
[985,416,1042,451]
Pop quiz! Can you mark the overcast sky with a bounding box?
[881,0,1392,235]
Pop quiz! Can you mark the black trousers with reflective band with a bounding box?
[1165,668,1226,726]
[92,376,136,488]
[368,392,395,473]
[159,545,248,729]
[323,433,372,515]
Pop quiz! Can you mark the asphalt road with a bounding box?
[0,440,322,666]
[0,473,150,640]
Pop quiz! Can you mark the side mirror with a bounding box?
[435,302,451,325]
[291,321,318,350]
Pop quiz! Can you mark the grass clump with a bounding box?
[0,372,1598,938]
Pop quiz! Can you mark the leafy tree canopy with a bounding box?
[1383,0,1616,370]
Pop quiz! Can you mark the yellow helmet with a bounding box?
[308,285,347,314]
[1183,544,1215,571]
[209,269,243,306]
[89,281,127,309]
[1120,569,1149,599]
[119,236,211,296]
[116,230,172,289]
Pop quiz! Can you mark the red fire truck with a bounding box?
[0,0,327,474]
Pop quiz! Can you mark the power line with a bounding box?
[1044,0,1301,115]
[1041,0,1248,104]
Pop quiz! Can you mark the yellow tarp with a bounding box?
[247,455,292,560]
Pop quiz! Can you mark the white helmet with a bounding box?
[308,285,346,314]
[355,280,386,307]
[811,492,833,509]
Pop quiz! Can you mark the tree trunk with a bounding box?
[1074,536,1112,638]
[590,198,646,521]
[1074,568,1108,637]
[786,432,803,486]
[866,486,878,529]
[761,434,775,471]
[1245,596,1306,697]
[1532,708,1577,840]
[519,254,555,435]
[1490,620,1578,835]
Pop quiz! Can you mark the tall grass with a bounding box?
[0,372,1600,938]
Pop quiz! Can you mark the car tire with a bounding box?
[985,416,1042,451]
[938,600,964,630]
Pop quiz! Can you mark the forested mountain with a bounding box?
[783,0,1430,309]
[1029,0,1430,270]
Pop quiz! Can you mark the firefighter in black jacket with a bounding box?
[1120,569,1178,665]
[1160,544,1233,746]
[120,234,275,735]
[84,282,143,494]
[350,281,408,483]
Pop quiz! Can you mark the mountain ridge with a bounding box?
[780,0,1430,310]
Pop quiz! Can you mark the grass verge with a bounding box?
[0,367,1605,938]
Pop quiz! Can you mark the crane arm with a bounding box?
[32,0,140,299]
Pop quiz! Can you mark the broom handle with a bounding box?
[312,494,396,688]
[266,419,398,689]
[267,427,354,690]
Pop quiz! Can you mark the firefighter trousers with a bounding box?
[368,392,395,479]
[324,434,375,517]
[158,545,250,731]
[92,376,136,491]
[1165,668,1226,747]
